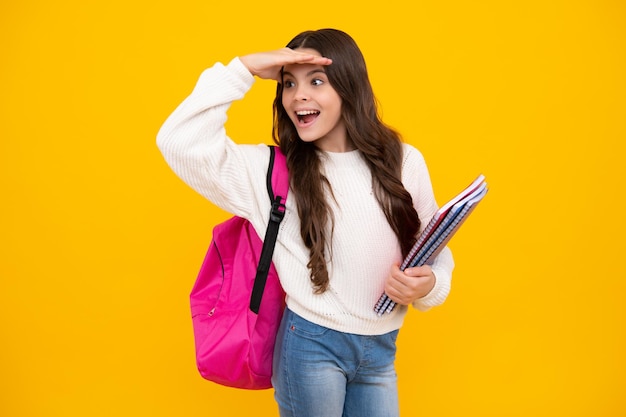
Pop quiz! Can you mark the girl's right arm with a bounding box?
[156,50,331,217]
[156,58,263,217]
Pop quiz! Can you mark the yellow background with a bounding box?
[1,1,625,416]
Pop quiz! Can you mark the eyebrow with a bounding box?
[282,68,327,78]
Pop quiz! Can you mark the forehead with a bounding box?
[282,63,327,78]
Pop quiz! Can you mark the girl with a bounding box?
[157,28,454,417]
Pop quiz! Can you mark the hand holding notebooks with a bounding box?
[374,174,488,316]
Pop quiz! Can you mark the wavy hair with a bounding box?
[272,28,420,293]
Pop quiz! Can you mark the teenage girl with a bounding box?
[157,28,454,417]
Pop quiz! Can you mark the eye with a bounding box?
[311,78,324,86]
[283,80,295,88]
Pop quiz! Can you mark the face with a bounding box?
[281,48,350,152]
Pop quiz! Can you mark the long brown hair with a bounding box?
[272,28,420,293]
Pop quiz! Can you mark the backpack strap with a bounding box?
[249,146,288,314]
[267,145,289,205]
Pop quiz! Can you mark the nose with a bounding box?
[294,85,309,101]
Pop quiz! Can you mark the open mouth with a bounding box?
[296,110,320,125]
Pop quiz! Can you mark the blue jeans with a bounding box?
[272,308,400,417]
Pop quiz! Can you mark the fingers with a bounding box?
[287,50,333,66]
[403,265,432,278]
[385,264,435,305]
[268,48,332,65]
[240,48,332,81]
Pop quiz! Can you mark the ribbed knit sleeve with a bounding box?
[156,58,271,222]
[400,144,455,311]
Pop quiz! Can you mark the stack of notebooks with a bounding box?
[374,174,488,316]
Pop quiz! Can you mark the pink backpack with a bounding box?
[190,146,288,389]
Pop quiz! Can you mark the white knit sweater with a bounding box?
[157,57,454,335]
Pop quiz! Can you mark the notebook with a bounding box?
[374,174,488,316]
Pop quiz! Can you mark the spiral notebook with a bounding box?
[374,174,488,316]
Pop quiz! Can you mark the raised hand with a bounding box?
[240,48,332,82]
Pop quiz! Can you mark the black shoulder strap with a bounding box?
[249,146,287,314]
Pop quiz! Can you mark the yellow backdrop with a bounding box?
[1,1,624,416]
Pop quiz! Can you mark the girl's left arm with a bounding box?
[397,144,455,310]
